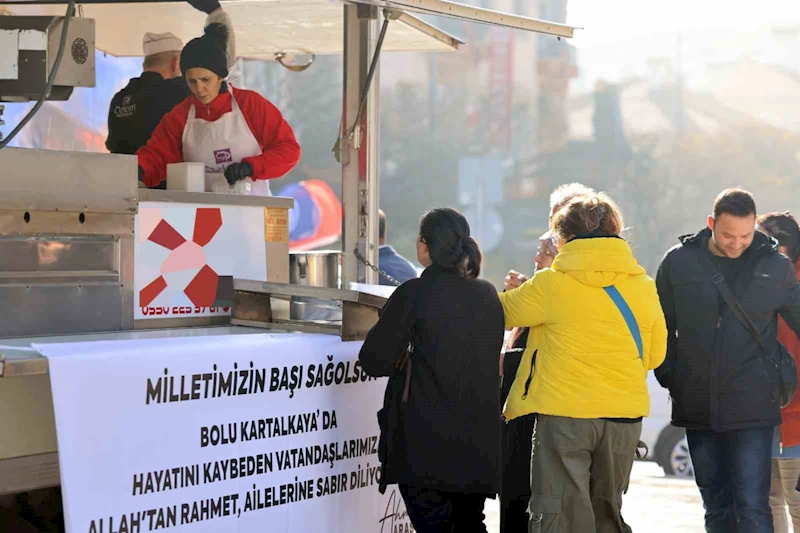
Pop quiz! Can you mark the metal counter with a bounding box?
[138,189,294,209]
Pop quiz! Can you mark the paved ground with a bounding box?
[484,461,706,532]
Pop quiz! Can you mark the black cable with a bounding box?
[0,0,76,150]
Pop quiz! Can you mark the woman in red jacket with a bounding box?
[759,211,800,533]
[137,23,301,195]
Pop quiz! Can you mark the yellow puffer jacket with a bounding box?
[500,237,667,420]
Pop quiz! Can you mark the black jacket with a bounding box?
[106,72,188,156]
[655,228,800,431]
[500,328,535,500]
[359,265,505,494]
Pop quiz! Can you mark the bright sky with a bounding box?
[567,0,800,47]
[564,0,800,89]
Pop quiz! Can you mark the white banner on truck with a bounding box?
[37,333,412,533]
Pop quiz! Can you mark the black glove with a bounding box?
[187,0,221,14]
[224,162,253,185]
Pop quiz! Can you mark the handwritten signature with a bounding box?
[378,489,413,533]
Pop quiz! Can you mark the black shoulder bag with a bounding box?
[698,251,797,408]
[376,338,413,495]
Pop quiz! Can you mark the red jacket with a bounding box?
[780,260,800,447]
[137,86,301,188]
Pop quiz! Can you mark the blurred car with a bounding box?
[641,372,694,478]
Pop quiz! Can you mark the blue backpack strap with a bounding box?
[603,286,644,360]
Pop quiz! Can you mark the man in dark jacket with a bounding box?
[106,0,232,159]
[377,209,418,286]
[655,188,800,533]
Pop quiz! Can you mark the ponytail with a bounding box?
[462,236,482,280]
[419,208,482,279]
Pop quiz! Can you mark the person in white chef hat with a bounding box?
[105,0,235,161]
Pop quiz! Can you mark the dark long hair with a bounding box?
[419,208,481,279]
[758,211,800,264]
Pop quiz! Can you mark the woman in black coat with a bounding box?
[359,208,505,533]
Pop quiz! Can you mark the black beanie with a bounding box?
[180,23,228,78]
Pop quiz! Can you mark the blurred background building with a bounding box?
[3,0,800,283]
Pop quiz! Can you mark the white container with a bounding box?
[205,172,251,195]
[166,162,205,192]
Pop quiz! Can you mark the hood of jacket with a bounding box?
[679,227,779,258]
[550,236,646,288]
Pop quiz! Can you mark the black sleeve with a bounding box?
[654,251,677,390]
[358,283,416,377]
[105,92,121,153]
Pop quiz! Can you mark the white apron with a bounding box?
[182,91,270,196]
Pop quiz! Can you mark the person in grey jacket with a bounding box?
[655,188,800,533]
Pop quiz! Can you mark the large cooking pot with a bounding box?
[289,251,342,321]
[289,250,341,288]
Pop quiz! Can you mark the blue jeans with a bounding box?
[687,426,775,533]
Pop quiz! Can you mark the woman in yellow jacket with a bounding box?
[499,192,667,533]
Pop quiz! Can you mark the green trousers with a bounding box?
[528,415,641,533]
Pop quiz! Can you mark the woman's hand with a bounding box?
[504,270,528,292]
[224,162,253,185]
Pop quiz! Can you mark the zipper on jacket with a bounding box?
[521,350,538,400]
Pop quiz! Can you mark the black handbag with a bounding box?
[698,252,797,408]
[376,342,413,495]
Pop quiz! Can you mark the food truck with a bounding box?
[0,1,577,530]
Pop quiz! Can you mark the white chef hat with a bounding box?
[142,32,183,57]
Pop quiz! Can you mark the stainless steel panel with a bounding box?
[0,326,267,351]
[0,284,123,338]
[120,237,134,331]
[133,316,230,330]
[49,17,95,88]
[0,237,116,273]
[0,374,57,460]
[139,189,294,209]
[0,326,281,378]
[0,148,138,215]
[0,210,135,238]
[0,357,48,378]
[0,453,60,495]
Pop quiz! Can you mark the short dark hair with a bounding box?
[713,188,757,220]
[378,209,386,241]
[758,211,800,263]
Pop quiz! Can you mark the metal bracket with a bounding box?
[383,8,404,20]
[333,135,352,165]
